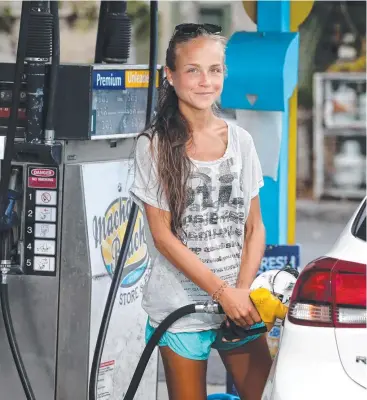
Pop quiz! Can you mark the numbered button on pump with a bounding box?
[34,240,56,256]
[33,256,55,272]
[35,223,56,239]
[35,206,57,222]
[35,190,57,206]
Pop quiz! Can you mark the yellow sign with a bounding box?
[93,197,149,287]
[125,70,160,89]
[242,0,314,31]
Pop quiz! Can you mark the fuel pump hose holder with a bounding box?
[25,8,53,60]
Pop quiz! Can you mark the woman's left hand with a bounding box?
[223,288,261,327]
[237,290,261,327]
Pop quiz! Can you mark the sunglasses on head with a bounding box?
[173,23,222,37]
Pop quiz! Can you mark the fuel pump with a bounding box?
[0,3,295,400]
[0,1,163,399]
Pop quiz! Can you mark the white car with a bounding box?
[263,197,367,400]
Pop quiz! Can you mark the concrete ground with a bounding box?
[156,198,360,399]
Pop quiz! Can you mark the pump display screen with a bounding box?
[91,68,160,138]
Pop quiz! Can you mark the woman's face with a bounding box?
[166,36,225,111]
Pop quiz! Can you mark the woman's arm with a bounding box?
[237,196,266,289]
[144,202,262,326]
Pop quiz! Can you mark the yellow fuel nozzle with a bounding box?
[250,287,288,331]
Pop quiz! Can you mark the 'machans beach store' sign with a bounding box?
[92,196,149,288]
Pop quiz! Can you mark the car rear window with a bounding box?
[352,200,366,242]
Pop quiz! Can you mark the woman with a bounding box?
[130,23,272,400]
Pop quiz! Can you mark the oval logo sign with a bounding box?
[92,197,148,287]
[31,168,55,177]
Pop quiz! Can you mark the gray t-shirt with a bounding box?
[129,122,264,332]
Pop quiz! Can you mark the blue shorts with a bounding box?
[145,319,265,361]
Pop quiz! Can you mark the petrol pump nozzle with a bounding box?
[196,287,290,327]
[250,287,289,330]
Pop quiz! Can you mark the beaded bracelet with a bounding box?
[212,282,228,302]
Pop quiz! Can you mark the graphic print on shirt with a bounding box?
[178,157,246,301]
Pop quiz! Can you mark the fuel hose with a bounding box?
[123,303,223,400]
[0,283,36,400]
[0,4,35,400]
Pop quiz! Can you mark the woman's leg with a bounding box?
[160,346,208,400]
[218,335,272,400]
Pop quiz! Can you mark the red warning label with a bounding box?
[28,167,57,189]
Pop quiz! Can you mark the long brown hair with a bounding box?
[141,30,226,238]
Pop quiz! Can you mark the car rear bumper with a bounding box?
[262,318,367,400]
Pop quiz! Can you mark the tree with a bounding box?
[0,4,16,34]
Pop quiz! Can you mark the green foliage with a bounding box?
[60,1,154,39]
[129,1,163,41]
[62,1,98,31]
[127,1,152,42]
[0,5,16,34]
[127,1,163,63]
[0,1,161,41]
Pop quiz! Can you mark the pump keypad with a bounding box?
[25,166,59,276]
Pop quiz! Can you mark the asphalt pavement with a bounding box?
[157,198,361,399]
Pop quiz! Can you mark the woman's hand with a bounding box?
[218,287,262,327]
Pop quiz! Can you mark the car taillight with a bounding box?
[289,257,366,328]
[334,269,366,327]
